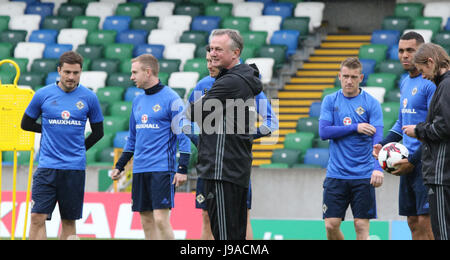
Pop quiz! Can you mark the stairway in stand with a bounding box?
[252,34,371,167]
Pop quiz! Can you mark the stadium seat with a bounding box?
[171,87,186,99]
[160,15,192,37]
[107,72,134,88]
[85,2,116,28]
[179,31,209,47]
[9,15,41,38]
[413,17,442,35]
[124,86,144,102]
[130,17,159,31]
[264,3,294,20]
[359,59,376,84]
[163,43,196,68]
[314,137,329,149]
[295,117,319,137]
[394,3,424,20]
[87,30,117,46]
[205,3,232,19]
[381,102,400,122]
[433,32,450,48]
[403,29,433,43]
[174,3,203,18]
[90,58,120,73]
[424,2,450,28]
[1,30,27,47]
[233,2,264,18]
[116,29,147,46]
[0,42,13,60]
[104,43,134,61]
[57,3,86,19]
[245,57,274,84]
[361,87,386,104]
[113,131,129,149]
[77,44,104,60]
[270,148,302,167]
[72,16,101,31]
[97,147,115,163]
[168,72,199,91]
[147,29,179,46]
[281,17,310,40]
[302,148,329,168]
[43,44,73,59]
[257,44,287,70]
[90,132,114,150]
[25,3,54,21]
[42,16,71,31]
[371,30,400,48]
[183,58,208,79]
[58,28,88,49]
[18,72,45,88]
[309,101,321,118]
[388,44,399,60]
[241,31,268,49]
[366,73,397,92]
[103,16,131,33]
[31,58,59,74]
[144,2,175,19]
[159,72,169,86]
[294,2,325,32]
[133,44,164,59]
[14,42,46,71]
[191,16,221,33]
[0,71,15,84]
[1,151,32,165]
[115,2,144,18]
[240,44,257,62]
[0,16,10,32]
[284,132,314,154]
[0,57,28,74]
[45,71,60,85]
[109,101,132,118]
[79,71,108,92]
[384,88,401,103]
[250,15,282,43]
[270,30,300,57]
[221,17,251,32]
[159,59,182,74]
[29,29,58,45]
[0,2,26,16]
[445,18,450,31]
[358,44,388,64]
[382,16,411,32]
[97,86,125,105]
[377,59,405,76]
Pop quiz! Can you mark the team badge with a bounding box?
[153,104,161,112]
[403,98,408,108]
[76,101,84,110]
[61,110,70,120]
[356,106,365,115]
[322,204,328,214]
[196,194,205,204]
[141,114,148,124]
[412,87,418,96]
[343,117,352,125]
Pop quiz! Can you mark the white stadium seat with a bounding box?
[163,43,196,69]
[0,2,26,16]
[424,2,450,28]
[168,72,199,91]
[361,87,386,104]
[14,42,45,71]
[145,2,175,20]
[294,2,325,32]
[148,29,179,45]
[85,2,116,28]
[159,15,192,38]
[79,71,108,93]
[250,16,282,44]
[245,58,274,85]
[233,2,264,18]
[9,15,41,39]
[57,28,88,50]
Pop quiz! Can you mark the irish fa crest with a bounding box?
[76,101,84,110]
[153,104,161,112]
[356,106,365,115]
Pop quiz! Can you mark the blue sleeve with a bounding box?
[373,126,384,171]
[87,94,104,124]
[319,119,358,140]
[25,90,43,119]
[123,103,136,153]
[255,92,279,136]
[170,97,191,154]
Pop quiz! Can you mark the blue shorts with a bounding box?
[322,177,377,220]
[195,178,252,209]
[399,162,430,216]
[131,172,175,212]
[31,168,86,220]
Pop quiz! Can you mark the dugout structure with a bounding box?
[0,59,35,240]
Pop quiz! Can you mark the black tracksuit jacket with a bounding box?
[189,63,263,188]
[415,71,450,186]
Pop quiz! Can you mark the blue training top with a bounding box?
[319,89,383,179]
[390,74,436,154]
[25,83,104,170]
[124,84,191,173]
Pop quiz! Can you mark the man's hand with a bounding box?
[110,169,124,181]
[402,125,417,138]
[370,170,384,188]
[173,173,187,188]
[391,159,414,176]
[372,144,382,160]
[357,123,376,136]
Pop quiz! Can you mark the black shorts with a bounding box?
[203,179,248,240]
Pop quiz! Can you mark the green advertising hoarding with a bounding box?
[251,219,390,240]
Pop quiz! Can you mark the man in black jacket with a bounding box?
[403,43,450,240]
[188,29,263,240]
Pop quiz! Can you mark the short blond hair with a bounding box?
[340,57,362,72]
[131,54,159,76]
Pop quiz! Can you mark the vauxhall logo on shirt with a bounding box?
[136,113,160,129]
[48,110,82,126]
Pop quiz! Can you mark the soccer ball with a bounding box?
[378,142,409,174]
